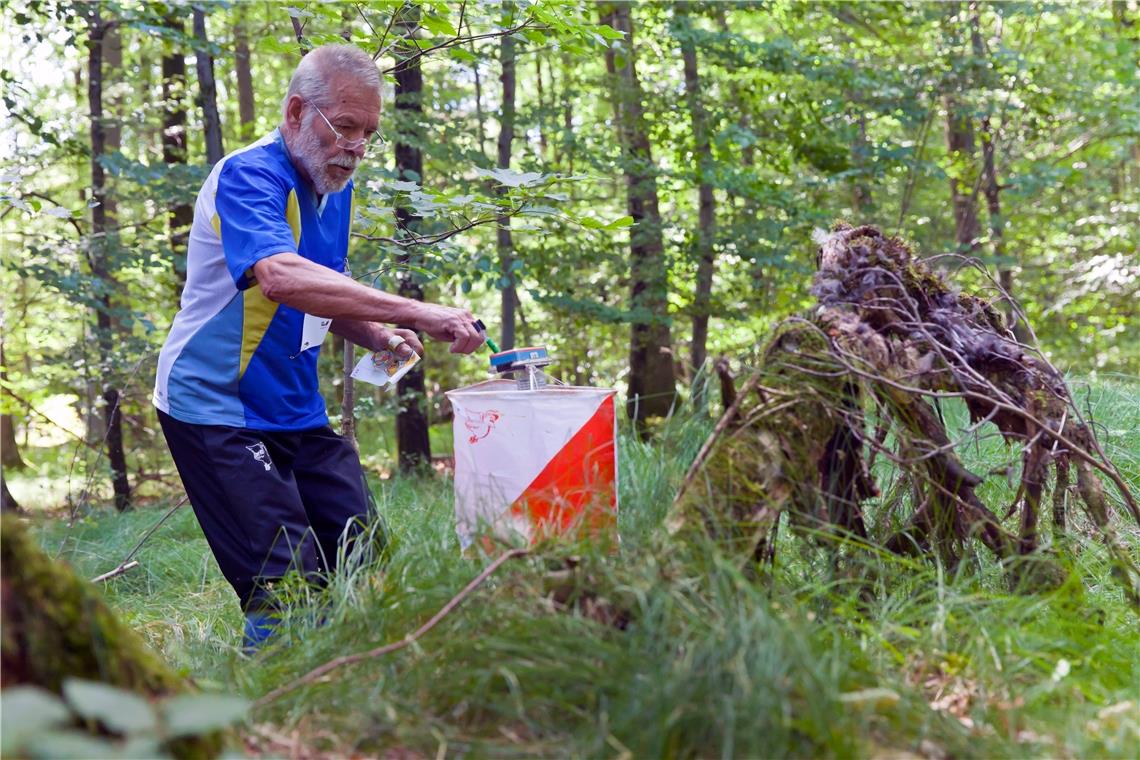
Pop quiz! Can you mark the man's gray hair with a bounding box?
[282,45,382,117]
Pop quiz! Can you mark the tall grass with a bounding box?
[33,378,1139,757]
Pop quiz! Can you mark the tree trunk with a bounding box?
[942,93,979,252]
[193,7,224,166]
[1,338,26,471]
[393,8,432,471]
[162,11,193,291]
[969,6,1029,342]
[0,473,19,513]
[534,50,548,159]
[677,3,716,382]
[234,9,256,143]
[851,111,874,214]
[341,339,356,449]
[468,20,488,162]
[86,6,131,512]
[498,2,518,351]
[559,50,573,172]
[601,3,677,427]
[942,3,980,252]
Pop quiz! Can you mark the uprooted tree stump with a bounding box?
[669,224,1140,603]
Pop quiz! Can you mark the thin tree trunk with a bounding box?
[970,6,1028,342]
[943,93,980,251]
[498,2,518,351]
[234,7,256,143]
[677,3,716,382]
[342,339,356,449]
[851,111,874,214]
[534,50,548,158]
[86,6,131,511]
[393,7,431,471]
[559,50,573,173]
[601,3,677,427]
[193,7,224,165]
[1112,0,1140,189]
[468,20,488,162]
[1,339,26,471]
[162,11,193,291]
[942,3,980,252]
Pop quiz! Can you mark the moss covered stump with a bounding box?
[1,515,223,757]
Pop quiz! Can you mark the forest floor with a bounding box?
[28,376,1140,758]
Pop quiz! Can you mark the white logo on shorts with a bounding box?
[245,442,273,471]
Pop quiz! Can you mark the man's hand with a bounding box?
[385,328,422,358]
[413,303,485,354]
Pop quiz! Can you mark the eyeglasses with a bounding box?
[308,102,384,153]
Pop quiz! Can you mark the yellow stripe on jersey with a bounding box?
[211,212,221,238]
[286,189,302,245]
[239,285,278,379]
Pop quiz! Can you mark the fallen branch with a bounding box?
[90,560,139,583]
[89,496,188,583]
[254,548,529,708]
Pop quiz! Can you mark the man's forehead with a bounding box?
[323,72,381,111]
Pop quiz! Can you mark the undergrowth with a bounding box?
[31,377,1140,758]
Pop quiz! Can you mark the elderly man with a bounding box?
[153,45,484,648]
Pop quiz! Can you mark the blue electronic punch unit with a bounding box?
[489,346,553,390]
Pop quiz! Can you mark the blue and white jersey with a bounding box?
[153,131,352,431]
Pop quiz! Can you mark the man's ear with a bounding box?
[283,95,305,129]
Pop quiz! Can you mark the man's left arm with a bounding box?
[330,319,423,357]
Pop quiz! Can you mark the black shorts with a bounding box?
[158,410,371,611]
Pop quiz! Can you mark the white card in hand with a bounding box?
[299,313,333,353]
[351,348,420,389]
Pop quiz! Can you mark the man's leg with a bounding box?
[157,411,321,617]
[293,426,372,573]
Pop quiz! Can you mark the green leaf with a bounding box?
[24,731,122,759]
[449,47,477,63]
[578,217,604,229]
[161,694,249,738]
[474,167,547,188]
[0,686,71,753]
[420,14,458,38]
[62,679,157,735]
[121,736,166,758]
[604,215,634,230]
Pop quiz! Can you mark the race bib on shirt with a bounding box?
[299,313,333,353]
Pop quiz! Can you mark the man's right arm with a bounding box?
[252,253,484,354]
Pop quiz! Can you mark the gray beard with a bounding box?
[293,120,358,196]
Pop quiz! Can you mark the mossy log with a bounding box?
[0,516,222,757]
[671,224,1140,602]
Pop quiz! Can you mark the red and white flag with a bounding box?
[446,379,618,550]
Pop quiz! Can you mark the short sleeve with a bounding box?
[215,161,298,290]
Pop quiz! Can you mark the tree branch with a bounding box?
[379,17,537,73]
[253,548,528,708]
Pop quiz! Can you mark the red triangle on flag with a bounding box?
[509,394,617,542]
